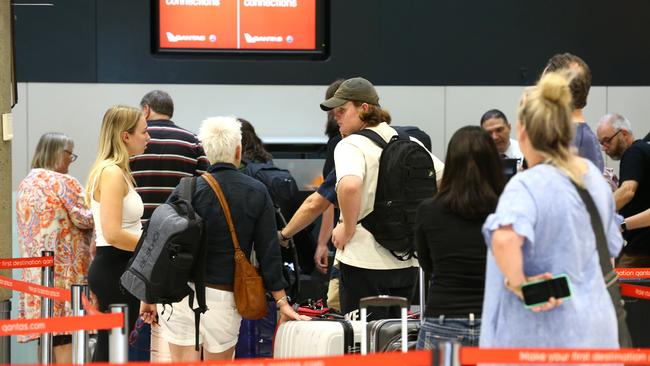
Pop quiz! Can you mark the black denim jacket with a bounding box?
[167,162,287,291]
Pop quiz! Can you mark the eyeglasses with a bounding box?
[599,129,622,146]
[64,150,78,162]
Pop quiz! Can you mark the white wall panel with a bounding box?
[12,83,650,187]
[606,87,650,138]
[376,86,445,159]
[445,86,524,146]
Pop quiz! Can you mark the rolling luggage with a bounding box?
[273,318,362,357]
[366,318,420,352]
[360,295,414,354]
[275,273,424,358]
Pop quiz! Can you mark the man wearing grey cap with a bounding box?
[320,77,444,320]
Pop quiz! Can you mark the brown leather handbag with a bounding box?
[203,173,268,320]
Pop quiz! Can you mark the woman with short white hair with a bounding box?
[148,116,308,362]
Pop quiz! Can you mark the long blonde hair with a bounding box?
[518,71,583,186]
[85,105,142,205]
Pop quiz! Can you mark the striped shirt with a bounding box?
[129,120,210,222]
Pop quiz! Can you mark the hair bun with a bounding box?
[538,72,572,105]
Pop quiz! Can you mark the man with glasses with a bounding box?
[597,113,650,267]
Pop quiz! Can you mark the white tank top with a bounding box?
[91,167,143,247]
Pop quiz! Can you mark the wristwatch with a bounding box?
[620,220,628,232]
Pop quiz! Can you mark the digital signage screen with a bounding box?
[154,0,327,57]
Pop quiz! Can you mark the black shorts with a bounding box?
[38,335,72,347]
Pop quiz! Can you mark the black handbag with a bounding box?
[572,182,632,347]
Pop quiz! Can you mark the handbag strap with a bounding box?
[570,181,615,278]
[202,173,242,252]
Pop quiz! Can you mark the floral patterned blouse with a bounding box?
[16,169,94,342]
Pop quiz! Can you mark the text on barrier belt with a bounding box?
[0,274,71,301]
[0,313,123,336]
[0,256,54,269]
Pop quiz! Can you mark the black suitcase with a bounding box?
[360,295,417,354]
[367,318,420,352]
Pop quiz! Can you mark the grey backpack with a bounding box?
[120,177,207,348]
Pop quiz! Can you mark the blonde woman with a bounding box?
[480,73,622,347]
[86,105,150,361]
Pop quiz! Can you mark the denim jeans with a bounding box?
[416,314,481,349]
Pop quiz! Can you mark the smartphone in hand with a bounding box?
[521,274,571,308]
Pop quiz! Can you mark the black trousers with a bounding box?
[339,262,417,321]
[88,246,140,362]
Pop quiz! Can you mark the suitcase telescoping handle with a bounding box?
[359,295,409,355]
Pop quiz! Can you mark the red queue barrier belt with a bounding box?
[0,256,54,269]
[0,275,71,301]
[77,351,432,366]
[461,347,650,364]
[620,283,650,300]
[616,267,650,279]
[0,313,123,337]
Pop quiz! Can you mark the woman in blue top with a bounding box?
[480,72,623,348]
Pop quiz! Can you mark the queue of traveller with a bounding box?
[14,51,650,363]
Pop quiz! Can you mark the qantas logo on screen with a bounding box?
[166,32,206,42]
[243,0,297,7]
[165,0,221,6]
[244,33,283,43]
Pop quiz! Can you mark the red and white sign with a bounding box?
[158,0,316,50]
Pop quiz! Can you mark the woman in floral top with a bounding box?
[16,132,93,363]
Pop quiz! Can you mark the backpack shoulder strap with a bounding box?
[177,176,194,202]
[354,129,388,149]
[182,175,206,351]
[243,160,272,177]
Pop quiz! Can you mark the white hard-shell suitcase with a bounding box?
[273,318,362,358]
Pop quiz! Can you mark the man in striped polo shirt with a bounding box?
[130,90,210,223]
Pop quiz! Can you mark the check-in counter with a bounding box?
[264,137,328,193]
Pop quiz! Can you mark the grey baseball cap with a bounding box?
[320,77,380,111]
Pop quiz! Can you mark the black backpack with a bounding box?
[354,129,438,260]
[120,177,207,350]
[241,159,307,295]
[394,126,432,152]
[242,159,299,219]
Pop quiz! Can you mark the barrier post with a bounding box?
[71,284,89,364]
[39,250,54,365]
[0,299,10,364]
[436,341,460,366]
[419,268,426,325]
[360,306,367,355]
[401,306,408,353]
[108,304,128,363]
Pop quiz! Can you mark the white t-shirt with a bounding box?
[334,122,445,270]
[504,138,524,161]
